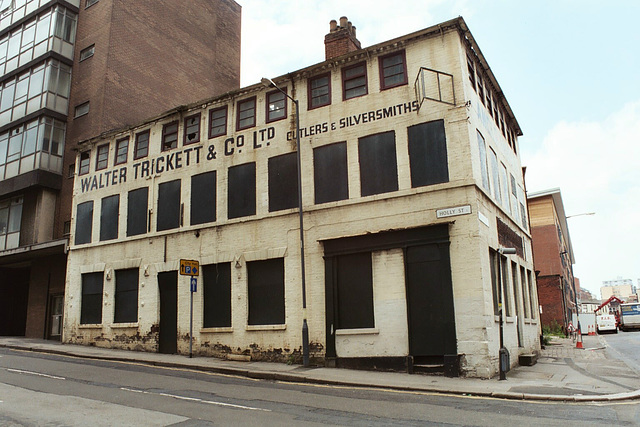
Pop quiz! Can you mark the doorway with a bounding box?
[158,271,178,354]
[405,243,456,364]
[48,294,64,340]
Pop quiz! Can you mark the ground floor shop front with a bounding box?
[64,189,540,378]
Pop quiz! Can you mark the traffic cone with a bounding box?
[590,325,596,336]
[576,328,583,348]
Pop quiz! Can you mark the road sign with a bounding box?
[190,277,197,292]
[180,259,199,276]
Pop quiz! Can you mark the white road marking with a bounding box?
[121,387,271,412]
[5,368,66,380]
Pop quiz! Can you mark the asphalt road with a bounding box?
[603,330,640,374]
[0,348,638,426]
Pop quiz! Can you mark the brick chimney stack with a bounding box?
[324,16,362,60]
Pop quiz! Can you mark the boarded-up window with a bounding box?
[358,131,398,197]
[81,272,103,324]
[127,187,148,236]
[228,162,256,219]
[203,263,231,328]
[408,120,449,187]
[268,153,297,212]
[336,252,374,329]
[247,258,285,325]
[191,171,216,225]
[114,268,138,323]
[99,194,119,241]
[157,179,181,231]
[75,200,93,245]
[313,142,348,204]
[477,131,490,191]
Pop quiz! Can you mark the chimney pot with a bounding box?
[330,19,337,31]
[340,16,348,28]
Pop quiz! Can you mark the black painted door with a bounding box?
[158,271,178,354]
[405,244,456,358]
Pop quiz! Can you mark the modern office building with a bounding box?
[0,0,241,339]
[63,16,538,378]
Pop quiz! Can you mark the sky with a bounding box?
[239,0,640,299]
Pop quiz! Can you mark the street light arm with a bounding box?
[261,77,296,104]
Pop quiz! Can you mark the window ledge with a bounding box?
[201,327,233,333]
[505,316,515,323]
[79,323,102,329]
[111,323,139,328]
[336,328,379,336]
[245,324,286,332]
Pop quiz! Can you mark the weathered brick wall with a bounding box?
[537,275,565,328]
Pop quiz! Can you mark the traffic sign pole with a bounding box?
[189,277,196,358]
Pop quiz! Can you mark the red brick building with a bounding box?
[527,188,577,330]
[0,0,241,339]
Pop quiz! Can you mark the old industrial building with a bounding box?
[527,188,577,330]
[63,16,539,378]
[0,0,240,339]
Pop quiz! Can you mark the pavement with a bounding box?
[1,334,639,403]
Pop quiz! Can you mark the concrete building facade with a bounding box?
[63,17,539,378]
[0,0,240,339]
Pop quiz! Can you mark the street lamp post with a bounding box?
[261,77,309,367]
[497,247,516,380]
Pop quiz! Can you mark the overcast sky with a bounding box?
[239,0,640,298]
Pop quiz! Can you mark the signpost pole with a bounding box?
[189,280,193,358]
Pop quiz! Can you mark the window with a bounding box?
[308,73,331,109]
[467,55,476,92]
[247,258,285,325]
[54,7,77,43]
[358,131,398,197]
[521,266,530,319]
[0,197,22,250]
[268,153,297,212]
[236,97,256,131]
[342,62,367,100]
[313,142,348,204]
[68,164,75,178]
[134,130,149,160]
[489,250,499,316]
[336,252,374,329]
[407,120,449,187]
[79,44,94,61]
[127,187,148,236]
[78,151,90,175]
[477,131,490,191]
[190,171,216,225]
[161,121,178,151]
[157,179,181,231]
[266,89,286,123]
[115,137,128,165]
[203,263,231,327]
[63,220,71,236]
[114,269,138,323]
[86,0,99,8]
[527,270,536,319]
[183,114,200,145]
[75,200,93,245]
[379,50,407,90]
[477,73,485,105]
[502,256,512,317]
[486,90,493,118]
[99,194,119,241]
[74,101,89,118]
[80,272,103,324]
[95,144,108,171]
[208,106,227,138]
[489,148,501,203]
[227,162,256,219]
